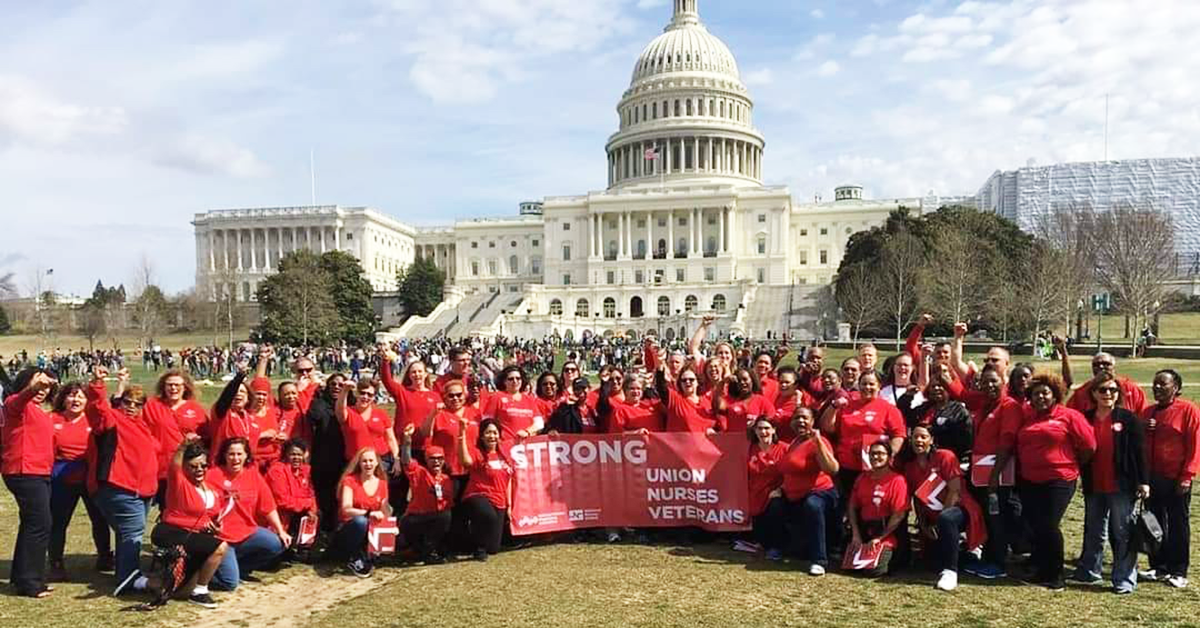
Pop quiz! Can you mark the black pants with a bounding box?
[461,495,506,554]
[445,475,470,554]
[968,484,1019,565]
[1147,474,1192,578]
[401,511,451,559]
[931,506,967,572]
[752,496,787,551]
[3,475,51,596]
[832,469,860,552]
[49,477,110,563]
[1020,479,1075,582]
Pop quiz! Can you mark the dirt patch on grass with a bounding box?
[185,569,401,628]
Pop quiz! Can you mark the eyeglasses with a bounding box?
[445,392,465,399]
[1096,387,1120,394]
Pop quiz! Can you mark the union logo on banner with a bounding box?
[367,517,400,555]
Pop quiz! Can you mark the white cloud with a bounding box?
[816,60,840,77]
[794,32,835,61]
[0,75,126,148]
[152,133,270,179]
[744,68,774,85]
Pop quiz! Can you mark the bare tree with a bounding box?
[1036,204,1097,338]
[877,231,927,350]
[1023,241,1069,356]
[927,218,992,324]
[834,262,886,344]
[25,266,55,346]
[1092,204,1176,353]
[131,254,169,346]
[0,271,15,299]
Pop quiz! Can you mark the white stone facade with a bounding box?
[191,1,933,340]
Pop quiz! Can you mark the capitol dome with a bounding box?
[606,0,765,190]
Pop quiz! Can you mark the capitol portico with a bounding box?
[192,0,943,341]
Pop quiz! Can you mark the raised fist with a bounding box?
[953,323,968,338]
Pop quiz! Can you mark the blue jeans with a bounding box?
[211,527,285,591]
[93,485,151,585]
[786,488,838,566]
[333,516,369,560]
[49,477,110,562]
[934,506,967,572]
[1075,491,1137,591]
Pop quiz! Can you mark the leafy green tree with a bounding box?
[396,257,445,318]
[0,304,11,334]
[255,250,339,345]
[319,250,377,345]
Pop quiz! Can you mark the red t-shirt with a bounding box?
[433,371,467,395]
[778,435,835,500]
[162,461,221,532]
[851,469,910,523]
[972,397,1023,457]
[747,441,786,516]
[1142,399,1200,482]
[404,460,453,515]
[483,393,543,440]
[759,376,780,404]
[381,363,440,451]
[462,451,513,510]
[535,397,561,423]
[52,413,91,461]
[343,406,393,459]
[664,387,720,433]
[1091,414,1118,493]
[833,397,905,471]
[209,410,261,465]
[207,465,277,543]
[771,390,806,441]
[429,408,480,476]
[724,394,775,437]
[2,390,55,477]
[901,449,960,522]
[265,461,315,528]
[608,399,664,433]
[1016,405,1096,483]
[339,473,388,524]
[253,408,282,465]
[143,397,208,480]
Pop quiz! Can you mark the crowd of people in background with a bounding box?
[1,313,1197,609]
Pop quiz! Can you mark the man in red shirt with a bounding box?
[434,347,472,395]
[950,322,1010,388]
[1061,348,1147,414]
[1141,369,1199,588]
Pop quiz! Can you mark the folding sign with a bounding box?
[367,516,400,555]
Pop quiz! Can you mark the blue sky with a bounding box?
[4,0,1199,296]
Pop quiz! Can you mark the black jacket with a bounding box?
[898,393,973,463]
[1080,407,1148,496]
[546,402,589,435]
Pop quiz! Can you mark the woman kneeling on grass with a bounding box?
[208,438,292,591]
[151,441,228,608]
[458,418,513,561]
[400,424,453,565]
[334,447,390,577]
[846,440,910,577]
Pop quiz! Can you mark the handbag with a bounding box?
[1130,499,1163,556]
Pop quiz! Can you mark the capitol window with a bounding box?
[758,214,766,223]
[635,270,644,283]
[820,227,828,236]
[531,257,541,274]
[607,271,615,285]
[489,241,495,248]
[800,228,808,236]
[563,245,571,261]
[532,239,539,247]
[757,237,766,254]
[799,250,808,265]
[819,250,828,264]
[471,242,478,249]
[657,296,671,316]
[511,240,517,247]
[604,298,616,318]
[576,299,590,317]
[704,267,715,281]
[685,295,698,312]
[549,299,563,316]
[676,269,685,282]
[757,268,765,283]
[563,222,571,231]
[563,274,571,285]
[471,262,479,276]
[509,255,518,274]
[712,294,726,311]
[487,260,497,275]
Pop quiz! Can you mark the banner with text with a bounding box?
[507,433,750,535]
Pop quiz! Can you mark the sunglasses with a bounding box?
[679,378,697,383]
[1096,387,1120,394]
[506,376,523,382]
[186,463,208,470]
[445,392,465,399]
[297,367,314,374]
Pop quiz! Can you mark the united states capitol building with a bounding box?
[191,0,1198,341]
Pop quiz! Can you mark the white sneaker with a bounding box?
[1166,576,1189,589]
[1138,569,1159,582]
[936,569,959,591]
[808,563,826,577]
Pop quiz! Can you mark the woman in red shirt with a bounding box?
[422,380,480,505]
[655,364,719,433]
[379,350,440,456]
[741,417,787,559]
[336,378,400,476]
[149,440,228,609]
[207,371,258,463]
[1072,373,1147,594]
[483,366,543,441]
[142,369,208,503]
[399,424,453,565]
[333,447,391,577]
[207,437,291,591]
[714,370,775,437]
[1015,373,1096,590]
[265,439,318,537]
[271,382,304,455]
[2,367,59,598]
[48,383,111,582]
[899,424,986,592]
[458,417,513,561]
[85,366,160,597]
[598,374,664,434]
[1141,369,1199,588]
[847,440,910,577]
[779,407,838,576]
[533,372,563,420]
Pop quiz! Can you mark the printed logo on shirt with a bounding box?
[1112,422,1124,432]
[872,484,885,507]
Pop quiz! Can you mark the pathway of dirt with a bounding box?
[185,569,401,628]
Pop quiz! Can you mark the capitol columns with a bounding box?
[718,206,726,254]
[625,210,633,258]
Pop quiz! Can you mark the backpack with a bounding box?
[136,545,188,611]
